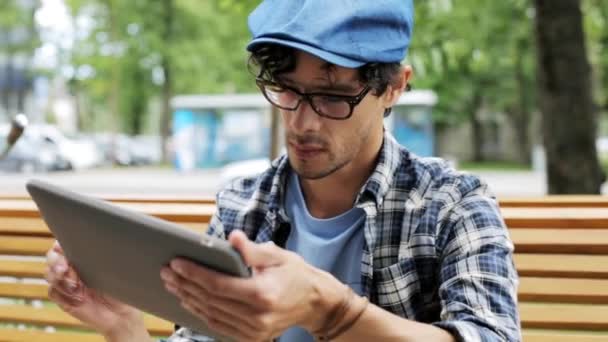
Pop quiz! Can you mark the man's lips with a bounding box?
[289,142,324,157]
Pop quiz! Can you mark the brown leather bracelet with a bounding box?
[314,286,355,339]
[324,296,369,340]
[315,291,369,341]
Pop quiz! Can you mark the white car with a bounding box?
[27,124,103,170]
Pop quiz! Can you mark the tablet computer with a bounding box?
[26,179,249,341]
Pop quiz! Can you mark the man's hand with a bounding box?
[45,241,151,341]
[160,230,345,341]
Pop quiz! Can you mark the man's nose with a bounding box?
[287,99,321,133]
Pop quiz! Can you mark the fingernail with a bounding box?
[54,264,66,274]
[160,269,171,281]
[66,281,78,293]
[171,260,183,273]
[181,301,193,312]
[165,282,177,294]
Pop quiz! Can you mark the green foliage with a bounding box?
[0,0,39,56]
[65,0,259,133]
[0,1,27,28]
[408,0,536,125]
[583,0,608,119]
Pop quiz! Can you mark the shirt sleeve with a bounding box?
[432,188,521,342]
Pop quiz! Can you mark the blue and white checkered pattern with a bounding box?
[164,132,521,342]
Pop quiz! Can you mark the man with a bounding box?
[45,1,521,341]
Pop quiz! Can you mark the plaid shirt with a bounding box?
[165,132,521,342]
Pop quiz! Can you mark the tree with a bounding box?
[410,0,536,163]
[65,0,256,143]
[533,0,603,193]
[584,0,608,114]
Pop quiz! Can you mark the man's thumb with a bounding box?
[229,230,283,268]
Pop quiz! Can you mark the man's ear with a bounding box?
[382,65,413,109]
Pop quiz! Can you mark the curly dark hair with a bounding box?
[248,44,406,117]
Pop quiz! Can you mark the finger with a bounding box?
[61,277,84,296]
[167,261,261,302]
[49,276,84,300]
[46,258,80,288]
[52,240,64,254]
[48,285,84,307]
[64,264,81,284]
[45,262,65,286]
[167,278,259,332]
[48,241,79,279]
[162,265,247,303]
[45,261,84,299]
[229,230,285,268]
[46,249,68,275]
[181,299,258,342]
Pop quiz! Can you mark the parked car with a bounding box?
[91,133,163,166]
[27,124,103,170]
[0,127,70,173]
[130,135,162,165]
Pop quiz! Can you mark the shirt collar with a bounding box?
[355,131,405,208]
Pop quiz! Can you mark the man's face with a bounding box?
[276,51,386,180]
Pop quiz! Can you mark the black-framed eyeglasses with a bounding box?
[256,78,372,120]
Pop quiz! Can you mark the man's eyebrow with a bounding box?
[278,76,360,93]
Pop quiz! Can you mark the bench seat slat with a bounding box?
[0,194,216,204]
[0,200,215,223]
[0,219,207,237]
[500,195,608,208]
[523,329,608,342]
[0,282,47,300]
[0,217,48,236]
[0,305,173,336]
[514,254,608,279]
[510,229,608,254]
[519,277,608,304]
[0,237,54,256]
[0,328,106,342]
[520,303,608,330]
[0,260,46,278]
[502,208,608,228]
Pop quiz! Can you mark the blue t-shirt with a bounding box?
[280,171,366,342]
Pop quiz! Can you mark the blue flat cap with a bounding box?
[247,0,414,68]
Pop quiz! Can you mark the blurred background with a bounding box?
[1,0,607,197]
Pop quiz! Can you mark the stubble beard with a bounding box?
[288,130,368,181]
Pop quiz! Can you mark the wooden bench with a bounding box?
[499,199,608,342]
[1,197,608,341]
